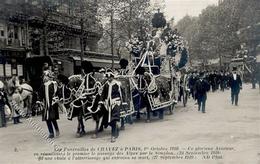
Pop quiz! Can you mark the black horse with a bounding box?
[58,74,107,138]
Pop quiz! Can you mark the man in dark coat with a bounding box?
[98,69,123,143]
[229,67,242,106]
[73,61,96,137]
[220,71,225,91]
[188,72,198,100]
[42,80,60,138]
[194,72,210,113]
[118,59,133,129]
[0,81,8,127]
[135,67,149,120]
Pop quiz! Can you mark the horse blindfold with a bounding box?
[105,72,115,78]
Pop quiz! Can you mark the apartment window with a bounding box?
[8,26,14,39]
[14,26,18,39]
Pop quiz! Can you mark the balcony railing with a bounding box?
[0,38,26,49]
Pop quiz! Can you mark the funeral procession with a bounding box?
[0,0,259,164]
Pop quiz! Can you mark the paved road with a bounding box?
[0,84,259,164]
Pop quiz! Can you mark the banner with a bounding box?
[0,64,4,76]
[17,65,23,76]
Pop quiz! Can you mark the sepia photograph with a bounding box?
[0,0,259,163]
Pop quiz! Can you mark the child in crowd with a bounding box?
[12,88,23,124]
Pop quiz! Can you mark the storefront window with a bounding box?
[0,24,4,37]
[5,64,12,77]
[14,26,18,39]
[7,26,14,38]
[0,64,4,77]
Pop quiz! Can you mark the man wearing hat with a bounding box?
[229,67,242,106]
[135,67,149,120]
[81,61,97,95]
[98,69,123,142]
[75,61,96,136]
[194,72,210,113]
[188,71,198,100]
[118,59,133,129]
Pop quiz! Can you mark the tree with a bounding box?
[35,0,61,56]
[176,0,259,67]
[71,0,100,64]
[175,15,200,62]
[98,0,153,68]
[118,0,151,40]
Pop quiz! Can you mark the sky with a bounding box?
[155,0,219,23]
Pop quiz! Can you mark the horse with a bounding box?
[130,71,166,122]
[6,76,33,117]
[61,74,106,138]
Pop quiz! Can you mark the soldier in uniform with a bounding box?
[41,64,60,138]
[118,59,133,130]
[135,67,150,121]
[75,61,97,137]
[98,69,123,143]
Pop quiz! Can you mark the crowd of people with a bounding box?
[186,67,243,113]
[0,62,248,143]
[0,62,58,128]
[0,76,27,128]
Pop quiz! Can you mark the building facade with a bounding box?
[0,0,118,80]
